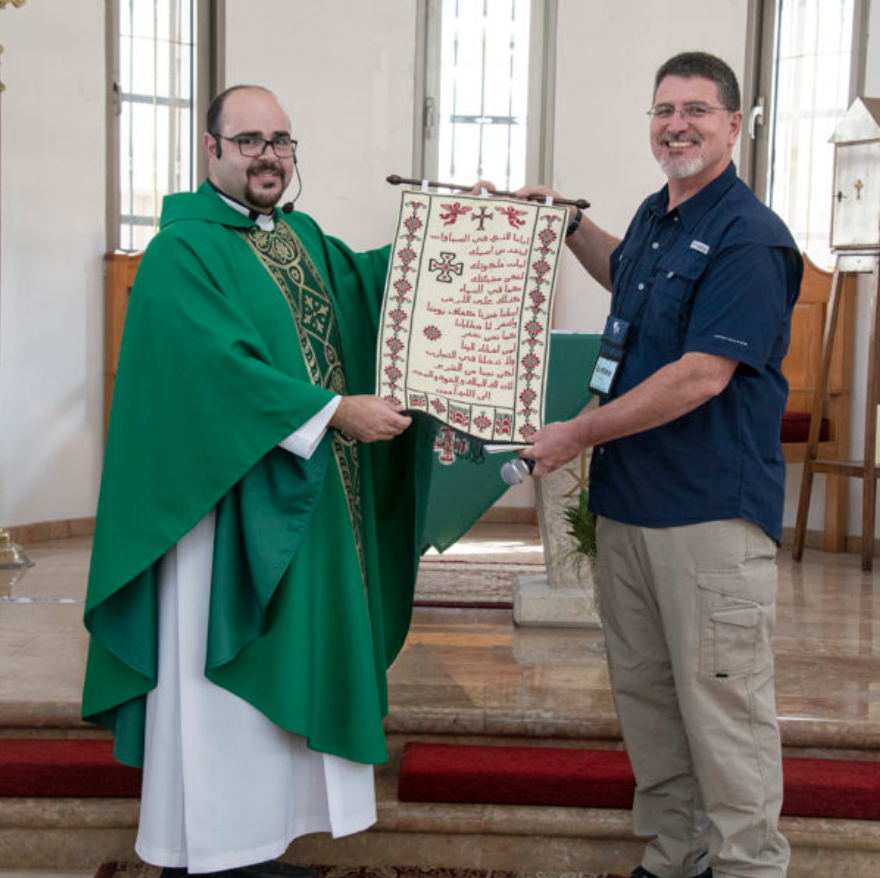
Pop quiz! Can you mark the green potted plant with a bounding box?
[563,487,596,561]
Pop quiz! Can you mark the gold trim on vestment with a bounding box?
[241,222,367,585]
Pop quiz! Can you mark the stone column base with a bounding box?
[513,573,601,628]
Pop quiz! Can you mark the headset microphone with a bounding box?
[280,153,302,214]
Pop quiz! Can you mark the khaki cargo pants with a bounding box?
[594,517,790,878]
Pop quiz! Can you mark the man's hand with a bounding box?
[514,184,576,222]
[520,352,739,477]
[521,419,585,477]
[329,395,412,443]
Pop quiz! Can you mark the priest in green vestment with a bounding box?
[81,85,432,876]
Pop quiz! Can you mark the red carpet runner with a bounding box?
[3,738,880,821]
[0,738,142,797]
[397,742,880,821]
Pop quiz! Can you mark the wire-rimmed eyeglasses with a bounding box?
[212,134,298,158]
[647,103,731,121]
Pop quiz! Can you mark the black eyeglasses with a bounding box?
[212,134,298,158]
[647,103,731,120]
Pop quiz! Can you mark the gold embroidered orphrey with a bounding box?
[242,222,366,584]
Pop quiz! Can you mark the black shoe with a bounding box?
[632,868,712,878]
[237,863,320,878]
[600,868,711,878]
[160,865,319,878]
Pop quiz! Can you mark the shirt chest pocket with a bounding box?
[640,250,710,355]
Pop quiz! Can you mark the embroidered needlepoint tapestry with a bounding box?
[378,191,568,444]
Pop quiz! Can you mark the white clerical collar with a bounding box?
[214,188,276,231]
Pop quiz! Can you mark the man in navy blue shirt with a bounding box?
[518,52,801,878]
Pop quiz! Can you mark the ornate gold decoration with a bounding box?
[242,222,367,586]
[0,0,26,93]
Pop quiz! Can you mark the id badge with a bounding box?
[589,315,631,397]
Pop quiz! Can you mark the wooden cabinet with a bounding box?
[103,251,142,439]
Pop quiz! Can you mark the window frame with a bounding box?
[740,0,869,203]
[412,0,558,190]
[105,0,222,252]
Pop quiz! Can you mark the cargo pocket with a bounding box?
[707,604,759,676]
[698,563,775,678]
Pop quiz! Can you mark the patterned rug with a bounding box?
[413,559,545,609]
[95,864,605,878]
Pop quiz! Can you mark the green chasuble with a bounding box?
[82,183,432,767]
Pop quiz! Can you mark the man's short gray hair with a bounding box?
[654,51,741,111]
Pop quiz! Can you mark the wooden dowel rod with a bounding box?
[386,174,590,209]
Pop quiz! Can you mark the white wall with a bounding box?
[223,0,417,250]
[551,0,750,332]
[0,0,106,526]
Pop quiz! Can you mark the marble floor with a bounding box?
[1,523,880,877]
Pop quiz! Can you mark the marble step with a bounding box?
[2,733,880,877]
[2,750,880,877]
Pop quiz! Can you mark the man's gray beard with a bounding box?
[659,154,705,179]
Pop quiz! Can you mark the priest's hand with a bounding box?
[330,395,412,443]
[469,179,497,194]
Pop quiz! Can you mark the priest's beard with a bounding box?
[245,161,288,210]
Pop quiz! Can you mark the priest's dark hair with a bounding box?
[653,51,741,112]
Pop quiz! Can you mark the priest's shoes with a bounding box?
[160,863,319,878]
[239,863,320,878]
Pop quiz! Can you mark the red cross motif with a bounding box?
[429,251,464,283]
[433,426,470,465]
[471,206,494,231]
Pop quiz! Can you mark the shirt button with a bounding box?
[652,242,659,249]
[638,282,645,290]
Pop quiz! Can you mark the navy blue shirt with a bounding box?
[588,163,802,542]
